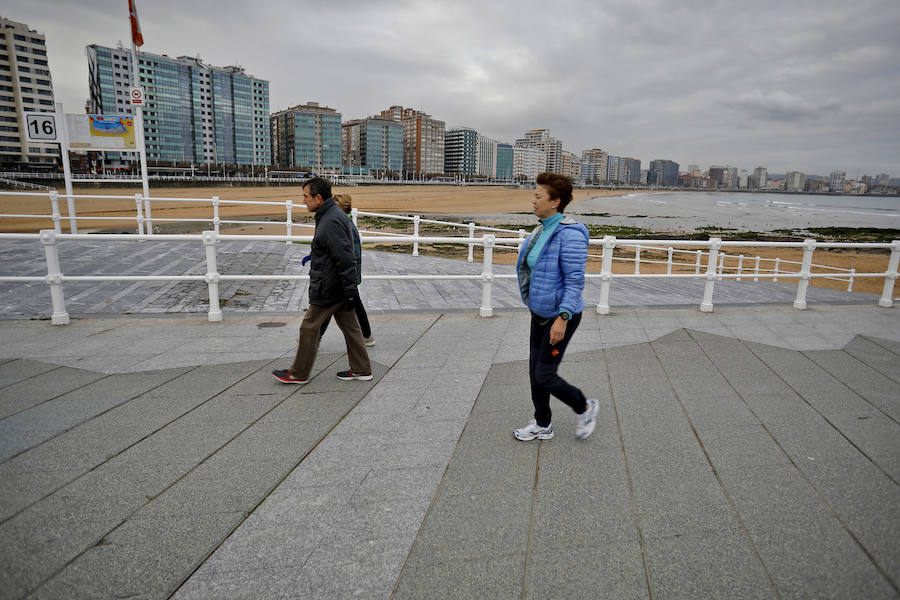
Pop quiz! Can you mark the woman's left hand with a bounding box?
[550,317,567,345]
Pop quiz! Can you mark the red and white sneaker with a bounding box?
[272,369,309,384]
[336,370,373,381]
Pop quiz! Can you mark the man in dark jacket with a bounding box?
[272,177,372,384]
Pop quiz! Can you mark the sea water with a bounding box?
[570,191,900,233]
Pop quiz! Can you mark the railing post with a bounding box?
[666,247,673,275]
[40,229,69,325]
[135,193,145,235]
[694,249,702,274]
[597,236,615,315]
[468,222,476,262]
[285,199,293,246]
[518,229,526,241]
[49,190,62,234]
[479,234,495,317]
[848,268,855,292]
[203,230,223,322]
[412,215,420,257]
[634,245,641,274]
[212,196,220,235]
[773,257,780,282]
[700,238,721,312]
[736,254,744,281]
[878,240,900,307]
[144,195,153,235]
[351,206,358,226]
[65,193,77,233]
[793,238,816,310]
[718,252,726,275]
[754,256,761,281]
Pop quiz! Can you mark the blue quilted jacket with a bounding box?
[516,216,589,318]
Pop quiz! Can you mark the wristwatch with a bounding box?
[558,311,570,321]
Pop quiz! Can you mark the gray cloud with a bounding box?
[4,0,900,175]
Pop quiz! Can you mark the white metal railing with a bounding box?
[0,231,897,325]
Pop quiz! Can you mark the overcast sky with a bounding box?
[6,0,900,176]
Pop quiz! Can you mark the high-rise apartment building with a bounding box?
[875,173,891,186]
[444,127,478,175]
[87,44,270,165]
[607,155,624,183]
[580,149,608,183]
[271,102,341,171]
[476,134,498,178]
[495,143,513,180]
[378,106,444,175]
[785,171,805,192]
[0,17,58,168]
[829,170,846,193]
[515,129,562,173]
[341,117,402,174]
[753,167,768,190]
[513,146,546,181]
[623,157,641,184]
[650,159,680,186]
[560,150,581,181]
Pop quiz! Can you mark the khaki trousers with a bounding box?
[290,303,371,379]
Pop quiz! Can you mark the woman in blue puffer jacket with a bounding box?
[514,172,598,442]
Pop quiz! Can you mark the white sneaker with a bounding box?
[514,419,554,441]
[363,336,376,347]
[575,398,599,440]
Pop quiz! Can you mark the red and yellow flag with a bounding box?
[128,0,144,47]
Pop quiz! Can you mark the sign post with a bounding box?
[54,103,76,232]
[130,87,150,199]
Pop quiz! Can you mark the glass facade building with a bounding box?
[87,44,270,165]
[342,117,402,174]
[444,127,478,175]
[271,103,342,172]
[495,143,513,180]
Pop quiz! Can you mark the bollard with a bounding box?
[700,238,721,312]
[597,236,615,315]
[49,190,62,234]
[480,234,495,317]
[878,240,900,308]
[793,238,816,309]
[203,230,223,322]
[40,229,69,325]
[135,194,145,235]
[412,215,420,257]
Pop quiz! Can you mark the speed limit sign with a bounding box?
[26,113,57,141]
[130,88,144,105]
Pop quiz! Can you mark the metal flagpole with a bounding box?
[129,0,150,199]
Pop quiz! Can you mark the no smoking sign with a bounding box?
[130,88,144,105]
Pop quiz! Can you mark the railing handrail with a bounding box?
[1,230,898,325]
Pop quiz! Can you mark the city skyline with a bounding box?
[4,0,900,176]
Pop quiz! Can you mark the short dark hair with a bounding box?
[303,177,332,200]
[536,172,574,212]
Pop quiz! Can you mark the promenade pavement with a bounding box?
[1,241,899,599]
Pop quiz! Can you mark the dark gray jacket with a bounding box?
[308,198,359,306]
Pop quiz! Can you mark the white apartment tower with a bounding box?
[515,129,562,173]
[513,146,546,181]
[829,171,846,193]
[753,167,768,190]
[785,171,805,192]
[0,17,58,168]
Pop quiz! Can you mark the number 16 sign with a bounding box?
[25,113,57,141]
